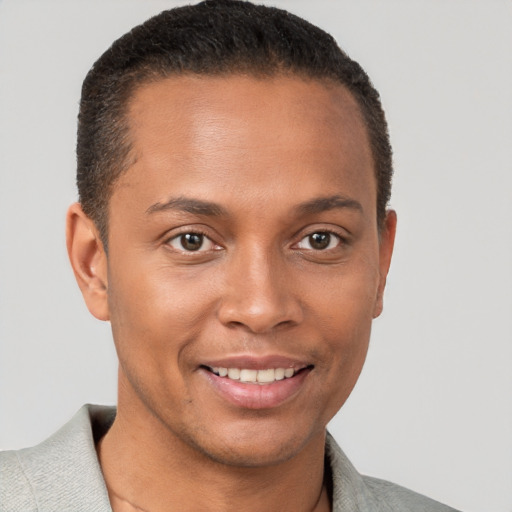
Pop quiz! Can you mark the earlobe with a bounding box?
[373,209,397,318]
[66,203,110,321]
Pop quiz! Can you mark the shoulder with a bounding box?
[361,475,460,512]
[0,449,38,511]
[326,432,461,512]
[0,404,115,512]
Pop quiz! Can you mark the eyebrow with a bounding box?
[295,195,363,215]
[146,194,363,217]
[146,196,227,216]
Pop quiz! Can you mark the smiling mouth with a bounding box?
[203,365,313,384]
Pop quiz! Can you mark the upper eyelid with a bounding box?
[292,225,349,243]
[163,225,219,242]
[165,232,222,255]
[161,224,348,248]
[295,231,342,248]
[163,227,217,250]
[165,228,208,240]
[301,229,343,238]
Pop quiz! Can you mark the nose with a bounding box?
[216,246,303,334]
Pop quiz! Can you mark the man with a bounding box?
[0,1,460,511]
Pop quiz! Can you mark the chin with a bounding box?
[195,437,306,468]
[176,416,326,468]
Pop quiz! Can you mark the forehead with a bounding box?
[115,74,375,218]
[127,74,370,159]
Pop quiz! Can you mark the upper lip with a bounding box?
[201,354,312,371]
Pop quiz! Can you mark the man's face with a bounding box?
[100,75,394,466]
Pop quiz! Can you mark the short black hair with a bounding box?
[77,0,392,244]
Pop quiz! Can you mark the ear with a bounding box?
[66,203,110,321]
[373,209,397,318]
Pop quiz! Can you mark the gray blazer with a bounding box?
[1,405,460,511]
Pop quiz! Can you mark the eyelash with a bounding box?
[294,230,344,251]
[165,229,220,253]
[164,227,346,255]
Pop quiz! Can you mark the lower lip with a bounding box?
[202,368,311,410]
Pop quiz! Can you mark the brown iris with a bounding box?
[180,233,204,251]
[308,232,331,250]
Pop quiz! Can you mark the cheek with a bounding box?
[110,258,204,323]
[307,261,378,400]
[106,268,206,412]
[309,260,380,339]
[106,261,223,370]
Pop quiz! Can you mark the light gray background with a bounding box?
[1,1,511,511]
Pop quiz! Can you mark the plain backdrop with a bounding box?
[1,1,511,511]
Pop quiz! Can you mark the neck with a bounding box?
[98,396,331,512]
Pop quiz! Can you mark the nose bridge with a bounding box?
[217,239,302,333]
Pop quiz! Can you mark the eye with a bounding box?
[167,232,217,252]
[296,231,341,251]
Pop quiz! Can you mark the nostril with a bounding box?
[225,320,248,330]
[216,279,303,333]
[275,319,298,329]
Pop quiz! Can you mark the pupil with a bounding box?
[309,232,330,250]
[181,233,203,251]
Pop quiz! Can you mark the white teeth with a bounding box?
[210,366,300,383]
[227,368,240,380]
[240,369,257,382]
[256,369,275,383]
[274,368,285,380]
